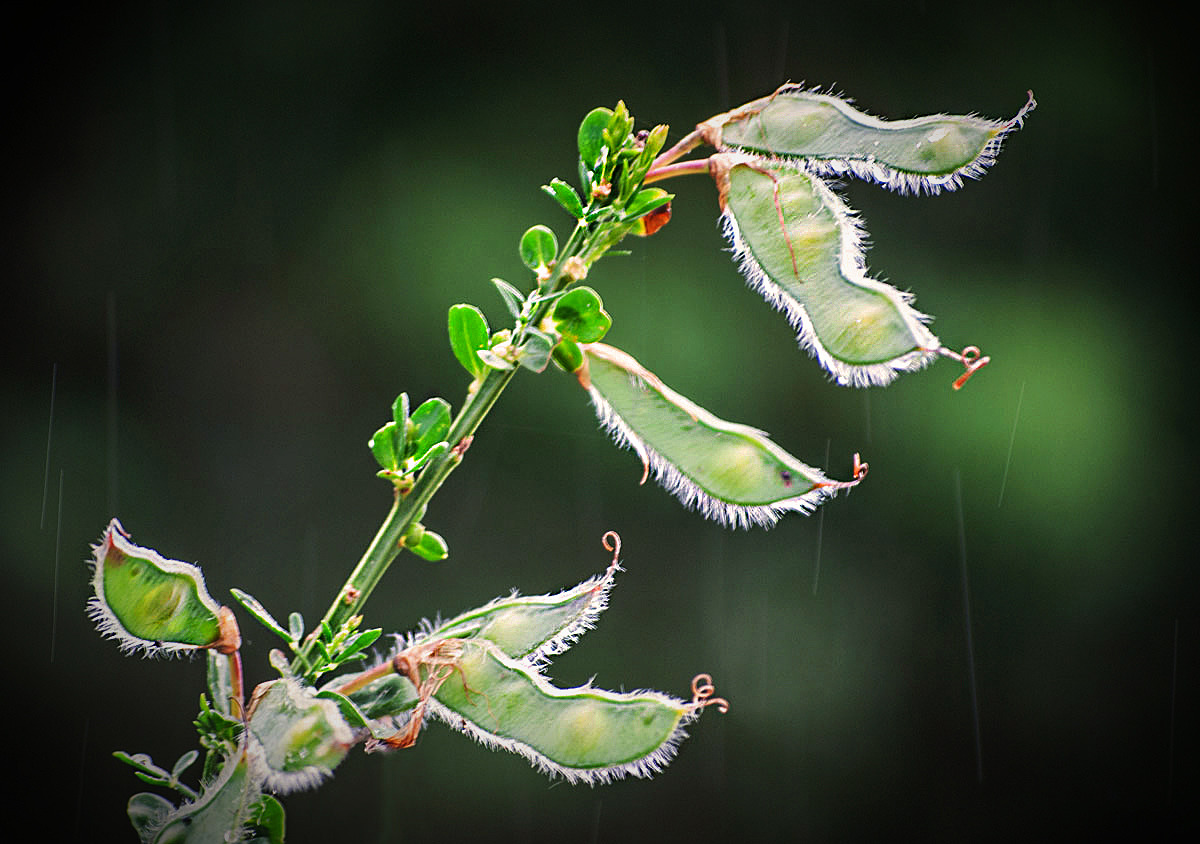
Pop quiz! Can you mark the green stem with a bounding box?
[293,221,595,678]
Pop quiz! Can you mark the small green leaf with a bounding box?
[551,338,584,374]
[341,627,383,659]
[623,187,673,221]
[230,589,292,645]
[114,750,170,779]
[542,178,585,218]
[133,769,171,788]
[603,101,633,154]
[89,520,224,656]
[519,225,558,278]
[579,343,864,528]
[391,393,410,432]
[551,286,612,344]
[578,107,614,167]
[516,330,553,373]
[287,612,304,645]
[491,277,525,319]
[638,124,669,170]
[196,688,243,763]
[402,521,426,549]
[408,398,452,456]
[408,529,449,562]
[171,749,199,780]
[368,421,401,472]
[407,441,449,475]
[448,304,490,379]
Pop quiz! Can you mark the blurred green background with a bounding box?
[5,1,1193,840]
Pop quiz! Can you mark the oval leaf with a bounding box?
[715,155,939,387]
[408,398,452,456]
[230,588,292,645]
[578,107,614,167]
[448,304,490,379]
[368,421,401,472]
[392,392,410,430]
[551,286,612,344]
[519,225,558,276]
[623,187,673,221]
[579,343,863,528]
[710,85,1035,195]
[89,520,224,656]
[407,529,448,562]
[491,277,525,319]
[516,330,554,373]
[542,178,584,219]
[551,337,584,374]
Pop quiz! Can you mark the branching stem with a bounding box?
[649,127,706,171]
[293,222,596,678]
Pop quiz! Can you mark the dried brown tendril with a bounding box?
[689,673,730,714]
[939,344,991,390]
[601,530,621,564]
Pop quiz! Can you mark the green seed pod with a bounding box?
[149,746,263,844]
[245,679,354,794]
[714,155,939,387]
[579,343,864,528]
[428,639,697,784]
[334,539,724,781]
[428,550,620,661]
[708,84,1035,195]
[89,519,226,656]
